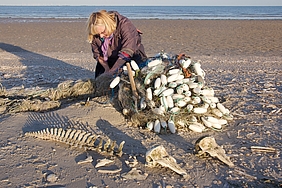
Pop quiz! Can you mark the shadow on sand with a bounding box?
[0,42,95,89]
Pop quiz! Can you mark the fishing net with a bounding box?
[44,79,96,101]
[0,79,97,114]
[111,52,233,133]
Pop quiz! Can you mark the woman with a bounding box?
[86,10,147,78]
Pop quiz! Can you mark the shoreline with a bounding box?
[1,17,282,22]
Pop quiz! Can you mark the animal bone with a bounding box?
[25,128,125,157]
[77,155,93,165]
[195,136,234,167]
[121,168,148,180]
[146,145,188,177]
[250,146,277,153]
[97,168,122,174]
[95,158,114,168]
[125,155,138,168]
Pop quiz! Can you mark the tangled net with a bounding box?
[0,79,97,113]
[112,53,233,133]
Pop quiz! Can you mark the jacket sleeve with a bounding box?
[117,17,141,58]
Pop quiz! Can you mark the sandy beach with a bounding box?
[1,19,282,56]
[0,18,281,187]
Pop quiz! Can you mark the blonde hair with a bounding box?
[86,10,117,43]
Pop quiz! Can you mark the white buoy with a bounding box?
[166,95,174,108]
[193,107,208,114]
[161,88,174,97]
[146,88,153,100]
[154,77,161,89]
[140,97,146,110]
[160,120,167,129]
[154,119,161,133]
[160,74,167,85]
[217,103,228,114]
[146,122,154,131]
[130,60,140,71]
[201,116,213,127]
[167,120,176,133]
[189,123,204,133]
[109,76,120,88]
[148,59,162,67]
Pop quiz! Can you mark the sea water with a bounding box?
[0,6,281,21]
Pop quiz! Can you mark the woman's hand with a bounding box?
[108,58,126,75]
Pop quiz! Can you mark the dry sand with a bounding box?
[0,18,281,187]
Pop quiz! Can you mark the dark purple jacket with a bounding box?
[91,11,147,66]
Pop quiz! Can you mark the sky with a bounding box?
[0,0,281,6]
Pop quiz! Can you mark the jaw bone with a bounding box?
[145,145,188,177]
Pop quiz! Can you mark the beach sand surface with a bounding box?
[0,19,281,187]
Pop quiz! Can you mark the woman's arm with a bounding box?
[91,39,111,71]
[107,16,139,74]
[108,58,125,74]
[97,56,110,72]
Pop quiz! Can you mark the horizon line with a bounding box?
[0,5,282,6]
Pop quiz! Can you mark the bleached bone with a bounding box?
[195,136,234,167]
[77,155,93,165]
[146,145,187,177]
[25,128,125,157]
[95,158,114,168]
[97,168,122,174]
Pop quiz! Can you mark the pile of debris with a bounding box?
[111,53,234,134]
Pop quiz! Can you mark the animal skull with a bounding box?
[146,145,187,177]
[195,136,234,167]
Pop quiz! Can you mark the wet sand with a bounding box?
[0,18,281,187]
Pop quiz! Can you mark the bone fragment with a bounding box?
[251,146,277,153]
[97,168,122,174]
[116,141,125,157]
[103,139,111,151]
[125,156,138,168]
[77,155,93,165]
[95,158,114,168]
